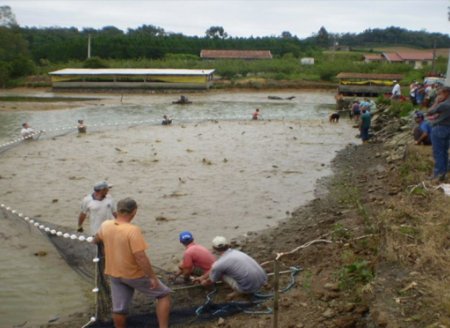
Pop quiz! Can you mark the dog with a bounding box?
[329,112,340,123]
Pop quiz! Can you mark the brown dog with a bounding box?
[329,112,340,123]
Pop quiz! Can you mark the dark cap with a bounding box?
[117,197,137,214]
[93,181,113,191]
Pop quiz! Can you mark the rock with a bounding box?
[372,310,389,327]
[322,308,335,318]
[333,316,357,328]
[324,282,340,291]
[217,317,225,326]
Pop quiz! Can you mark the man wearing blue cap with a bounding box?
[413,111,432,145]
[77,181,117,234]
[172,231,216,283]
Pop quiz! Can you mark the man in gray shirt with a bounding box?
[194,236,267,300]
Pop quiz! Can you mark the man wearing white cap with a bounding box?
[194,236,267,300]
[77,181,117,234]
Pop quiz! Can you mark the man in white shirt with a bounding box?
[391,80,401,99]
[20,122,37,140]
[77,181,117,234]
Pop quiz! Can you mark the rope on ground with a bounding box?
[193,264,301,321]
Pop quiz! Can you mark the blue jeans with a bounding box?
[430,125,450,177]
[360,127,370,141]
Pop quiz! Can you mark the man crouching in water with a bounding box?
[194,236,267,300]
[95,197,171,328]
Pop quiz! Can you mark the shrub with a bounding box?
[83,56,109,68]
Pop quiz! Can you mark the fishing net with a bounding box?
[0,128,302,327]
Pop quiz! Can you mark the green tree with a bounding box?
[205,26,228,39]
[0,6,18,27]
[316,26,330,47]
[10,56,35,78]
[0,61,11,87]
[83,56,108,68]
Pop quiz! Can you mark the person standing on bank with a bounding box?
[95,197,171,328]
[77,181,117,234]
[359,108,372,144]
[426,86,450,181]
[391,80,401,100]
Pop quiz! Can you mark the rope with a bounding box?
[194,265,301,319]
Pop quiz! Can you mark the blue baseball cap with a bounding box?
[179,231,193,244]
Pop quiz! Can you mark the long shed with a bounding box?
[336,73,404,96]
[49,68,215,90]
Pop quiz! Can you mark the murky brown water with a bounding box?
[0,91,357,327]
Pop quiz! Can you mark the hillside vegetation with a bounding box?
[0,19,449,88]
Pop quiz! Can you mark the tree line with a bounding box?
[0,4,449,87]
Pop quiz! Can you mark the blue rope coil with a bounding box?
[195,266,301,318]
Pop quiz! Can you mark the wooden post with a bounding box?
[272,258,280,328]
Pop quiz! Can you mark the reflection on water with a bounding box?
[0,90,348,327]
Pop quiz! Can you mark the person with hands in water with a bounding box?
[171,231,216,283]
[193,236,267,300]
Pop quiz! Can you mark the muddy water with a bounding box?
[0,90,356,327]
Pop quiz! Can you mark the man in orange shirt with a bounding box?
[95,197,171,328]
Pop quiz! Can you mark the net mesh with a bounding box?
[1,204,301,326]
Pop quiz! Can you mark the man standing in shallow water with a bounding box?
[252,108,260,120]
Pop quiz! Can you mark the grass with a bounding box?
[372,142,450,326]
[338,260,374,290]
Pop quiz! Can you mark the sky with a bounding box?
[2,0,450,38]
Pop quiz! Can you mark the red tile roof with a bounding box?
[200,50,273,59]
[383,52,403,62]
[396,51,434,60]
[383,51,434,62]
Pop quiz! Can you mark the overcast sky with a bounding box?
[3,0,450,38]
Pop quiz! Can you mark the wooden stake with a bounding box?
[272,259,280,328]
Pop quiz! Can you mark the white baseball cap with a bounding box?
[212,236,228,248]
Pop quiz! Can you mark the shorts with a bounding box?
[110,276,172,314]
[222,275,243,293]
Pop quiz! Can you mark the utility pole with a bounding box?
[431,39,436,74]
[87,34,91,59]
